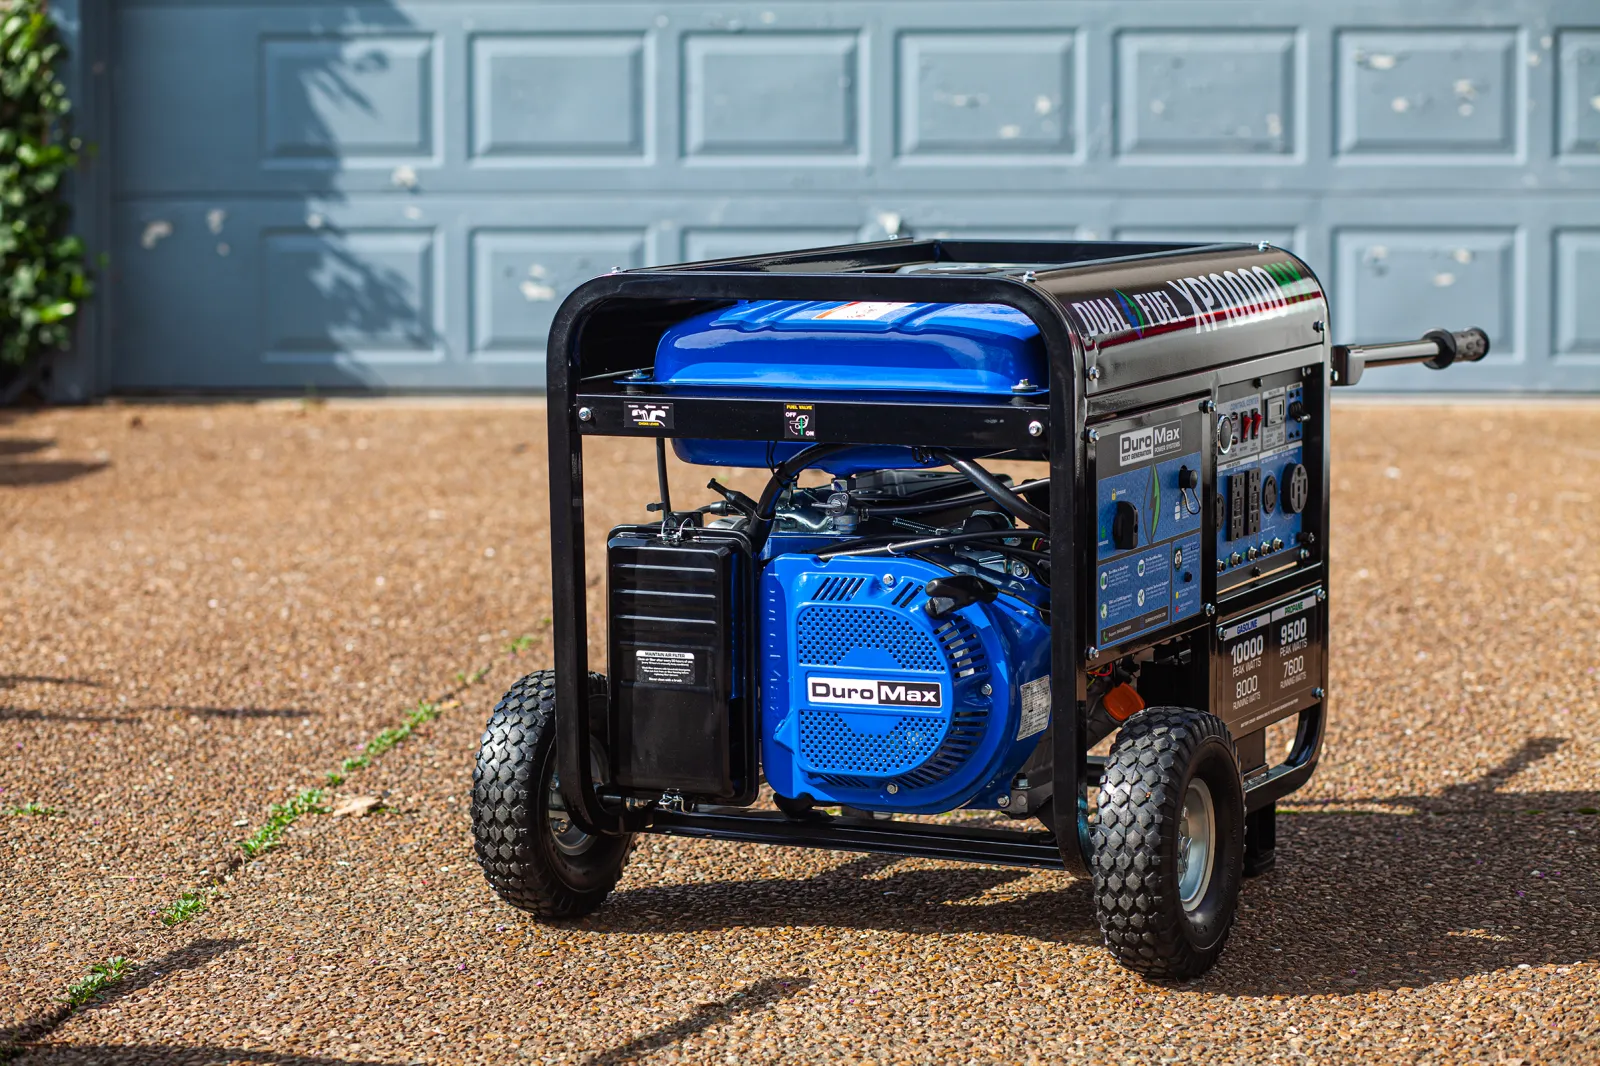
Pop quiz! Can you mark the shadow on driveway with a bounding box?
[587,736,1599,997]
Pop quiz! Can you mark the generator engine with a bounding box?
[759,501,1051,815]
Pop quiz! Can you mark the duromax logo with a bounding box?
[1120,420,1182,466]
[808,677,942,707]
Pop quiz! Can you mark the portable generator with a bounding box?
[470,239,1487,978]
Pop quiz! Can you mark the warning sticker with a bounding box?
[1017,675,1051,740]
[635,649,697,686]
[814,301,912,322]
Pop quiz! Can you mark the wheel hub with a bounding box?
[547,771,596,856]
[1176,777,1216,912]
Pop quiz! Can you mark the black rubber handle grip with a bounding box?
[1451,327,1490,363]
[1422,327,1490,369]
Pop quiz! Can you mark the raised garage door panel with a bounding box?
[104,1,1600,391]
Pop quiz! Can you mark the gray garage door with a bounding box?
[58,1,1600,392]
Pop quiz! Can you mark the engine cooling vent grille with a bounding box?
[796,606,942,672]
[890,580,923,608]
[813,576,866,602]
[934,616,991,680]
[800,710,943,775]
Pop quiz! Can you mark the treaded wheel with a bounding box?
[1092,706,1245,979]
[471,670,634,917]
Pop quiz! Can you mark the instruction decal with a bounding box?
[627,401,673,430]
[784,403,817,439]
[635,649,698,686]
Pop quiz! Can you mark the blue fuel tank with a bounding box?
[652,300,1046,474]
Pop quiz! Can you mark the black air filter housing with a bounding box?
[606,525,751,799]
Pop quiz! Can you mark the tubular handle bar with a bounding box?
[1331,327,1489,387]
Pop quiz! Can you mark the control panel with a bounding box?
[1214,371,1313,594]
[1090,405,1206,654]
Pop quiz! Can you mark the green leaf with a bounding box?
[0,0,92,369]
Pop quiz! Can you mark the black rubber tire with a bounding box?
[1092,707,1245,980]
[471,670,634,918]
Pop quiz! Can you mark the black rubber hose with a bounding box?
[749,442,859,551]
[817,528,1048,558]
[861,478,1050,517]
[654,437,672,517]
[926,450,1051,532]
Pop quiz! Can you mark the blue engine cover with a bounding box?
[760,553,1051,814]
[652,299,1046,475]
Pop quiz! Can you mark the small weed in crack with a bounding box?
[5,801,64,817]
[64,957,134,1007]
[240,789,329,859]
[329,698,444,781]
[157,891,208,927]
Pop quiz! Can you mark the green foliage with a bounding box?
[239,788,328,859]
[5,800,63,816]
[332,697,443,777]
[157,891,208,927]
[1,1,92,368]
[64,957,132,1007]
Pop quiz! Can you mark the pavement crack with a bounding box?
[152,660,497,924]
[0,939,244,1062]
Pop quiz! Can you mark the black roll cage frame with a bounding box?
[544,237,1327,876]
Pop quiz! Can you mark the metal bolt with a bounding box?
[1086,365,1102,381]
[1312,320,1325,334]
[1086,646,1099,660]
[1021,270,1037,284]
[1217,627,1226,641]
[980,683,993,696]
[1312,687,1326,699]
[882,573,896,586]
[628,368,649,380]
[1086,428,1099,443]
[1316,588,1327,602]
[1200,399,1217,413]
[1299,548,1311,561]
[1257,240,1272,251]
[553,818,570,834]
[1027,420,1044,438]
[1012,378,1034,392]
[1204,603,1216,617]
[997,795,1011,808]
[577,406,593,422]
[886,783,899,795]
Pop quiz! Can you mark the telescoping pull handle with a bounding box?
[1331,327,1489,387]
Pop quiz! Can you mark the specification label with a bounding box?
[1016,675,1052,741]
[1216,589,1322,733]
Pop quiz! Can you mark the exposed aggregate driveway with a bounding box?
[1,400,1597,1065]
